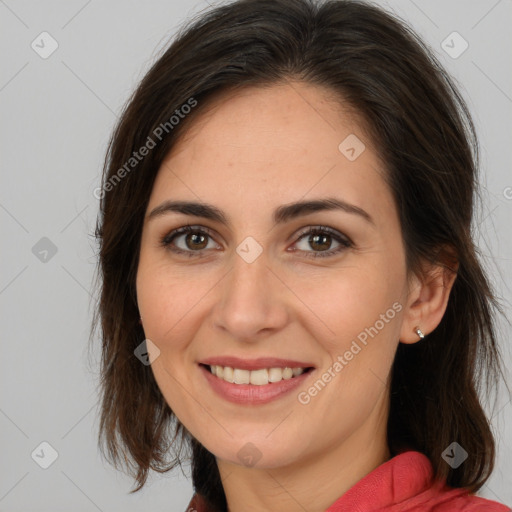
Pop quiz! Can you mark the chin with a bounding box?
[204,435,304,470]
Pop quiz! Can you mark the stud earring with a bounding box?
[414,326,425,340]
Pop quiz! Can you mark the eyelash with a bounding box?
[159,225,353,259]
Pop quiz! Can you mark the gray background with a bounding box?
[1,0,511,510]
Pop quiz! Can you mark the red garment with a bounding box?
[184,451,510,511]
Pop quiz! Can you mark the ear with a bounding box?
[399,247,458,344]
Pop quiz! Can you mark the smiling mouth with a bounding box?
[200,363,314,386]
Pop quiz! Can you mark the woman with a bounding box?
[92,0,510,510]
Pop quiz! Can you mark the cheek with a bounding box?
[295,264,405,412]
[295,261,404,346]
[136,263,199,419]
[136,258,187,347]
[302,273,402,415]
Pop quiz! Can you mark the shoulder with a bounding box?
[420,484,510,512]
[382,451,510,512]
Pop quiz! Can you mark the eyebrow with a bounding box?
[146,197,374,226]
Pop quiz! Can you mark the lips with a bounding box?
[199,363,314,404]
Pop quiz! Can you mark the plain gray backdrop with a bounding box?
[1,0,511,510]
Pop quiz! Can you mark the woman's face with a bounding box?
[136,82,413,470]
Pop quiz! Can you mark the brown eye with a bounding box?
[183,232,209,250]
[160,226,219,257]
[291,226,352,259]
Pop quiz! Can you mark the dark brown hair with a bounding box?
[90,0,508,510]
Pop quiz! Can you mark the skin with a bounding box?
[136,81,456,512]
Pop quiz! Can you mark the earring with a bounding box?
[414,326,425,340]
[139,316,143,325]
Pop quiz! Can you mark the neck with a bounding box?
[217,396,391,512]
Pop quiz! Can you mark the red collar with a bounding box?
[327,450,443,511]
[185,450,509,512]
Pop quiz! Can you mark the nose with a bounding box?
[211,248,289,342]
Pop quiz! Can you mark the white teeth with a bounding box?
[282,367,293,380]
[209,365,306,385]
[268,367,283,383]
[222,366,234,383]
[250,368,268,385]
[233,368,250,384]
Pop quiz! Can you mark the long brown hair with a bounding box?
[90,1,508,510]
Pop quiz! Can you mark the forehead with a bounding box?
[148,82,393,225]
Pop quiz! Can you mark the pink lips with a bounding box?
[198,357,315,405]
